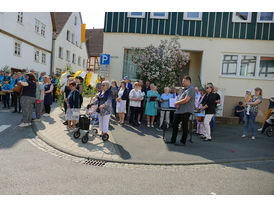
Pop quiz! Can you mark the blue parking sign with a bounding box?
[100,54,110,65]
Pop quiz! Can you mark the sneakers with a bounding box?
[251,136,256,140]
[241,134,246,138]
[18,122,31,127]
[147,124,150,127]
[257,128,262,132]
[43,113,50,117]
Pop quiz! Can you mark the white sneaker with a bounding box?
[241,134,246,138]
[18,122,30,127]
[138,121,141,125]
[43,113,49,117]
[257,128,262,132]
[147,124,150,127]
[151,124,154,128]
[251,136,256,140]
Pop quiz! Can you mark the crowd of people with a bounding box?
[1,70,273,142]
[0,70,58,127]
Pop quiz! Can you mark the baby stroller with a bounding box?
[73,101,109,144]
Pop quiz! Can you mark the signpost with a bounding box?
[99,54,111,77]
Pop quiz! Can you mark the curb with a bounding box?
[32,122,274,166]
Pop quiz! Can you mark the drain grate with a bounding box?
[83,159,106,167]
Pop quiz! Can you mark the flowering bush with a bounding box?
[132,38,190,92]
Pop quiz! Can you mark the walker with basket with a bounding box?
[73,100,109,144]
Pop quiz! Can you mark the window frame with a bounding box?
[150,12,168,19]
[72,53,76,64]
[67,30,70,42]
[14,41,21,57]
[66,50,70,62]
[257,12,274,23]
[78,57,81,66]
[34,50,40,63]
[232,12,252,23]
[183,12,203,21]
[220,53,274,80]
[35,19,40,33]
[74,16,77,26]
[58,47,63,59]
[71,33,75,44]
[127,12,145,18]
[41,53,46,64]
[41,23,46,37]
[17,12,23,24]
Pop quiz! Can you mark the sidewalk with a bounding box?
[33,100,274,165]
[33,102,123,162]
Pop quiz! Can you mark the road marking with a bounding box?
[0,125,11,133]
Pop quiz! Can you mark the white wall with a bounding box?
[103,32,274,98]
[0,33,50,73]
[53,12,88,74]
[0,12,52,74]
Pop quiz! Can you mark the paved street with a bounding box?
[0,108,274,194]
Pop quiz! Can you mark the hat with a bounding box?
[123,76,129,80]
[246,89,252,93]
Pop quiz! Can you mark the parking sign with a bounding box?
[100,54,110,65]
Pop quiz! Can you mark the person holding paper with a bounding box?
[145,84,160,128]
[159,87,173,129]
[165,76,195,146]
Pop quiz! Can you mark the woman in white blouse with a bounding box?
[129,82,145,126]
[116,80,129,125]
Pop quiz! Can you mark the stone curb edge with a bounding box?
[31,122,274,166]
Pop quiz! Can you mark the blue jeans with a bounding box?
[112,99,117,116]
[210,115,216,131]
[243,111,257,136]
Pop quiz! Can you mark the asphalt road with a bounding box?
[0,110,274,195]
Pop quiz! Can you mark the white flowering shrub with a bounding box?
[132,38,190,92]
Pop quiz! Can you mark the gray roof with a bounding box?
[85,29,104,57]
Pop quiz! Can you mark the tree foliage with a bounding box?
[132,38,190,92]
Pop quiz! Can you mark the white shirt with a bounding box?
[129,89,144,107]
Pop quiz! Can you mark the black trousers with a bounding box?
[52,85,57,102]
[125,99,129,119]
[3,93,10,107]
[171,113,191,144]
[44,104,51,114]
[13,92,21,112]
[129,106,139,124]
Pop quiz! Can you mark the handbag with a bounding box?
[12,82,23,93]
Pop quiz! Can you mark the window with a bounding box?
[35,19,40,33]
[71,33,75,44]
[240,56,256,77]
[78,57,81,66]
[259,57,274,78]
[221,54,274,79]
[34,50,40,62]
[232,12,252,23]
[67,30,70,41]
[58,47,63,59]
[14,42,21,56]
[74,16,77,25]
[123,49,138,80]
[42,53,46,64]
[72,54,76,64]
[222,55,238,75]
[127,12,145,18]
[56,68,62,76]
[150,12,168,19]
[183,12,202,20]
[17,12,23,23]
[83,59,85,68]
[66,50,70,62]
[257,12,274,23]
[41,24,46,37]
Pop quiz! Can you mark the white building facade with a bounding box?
[0,12,53,74]
[51,12,89,75]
